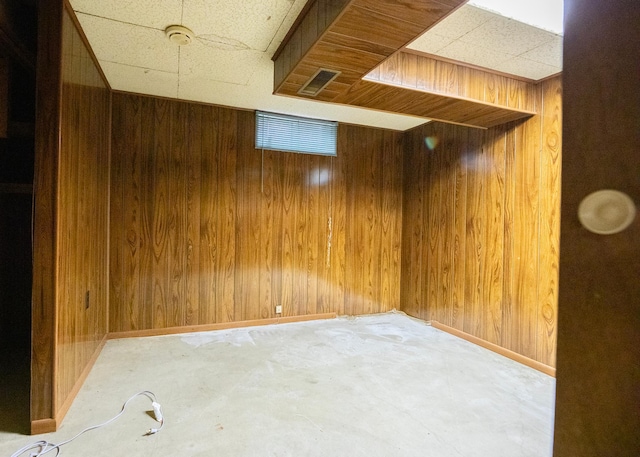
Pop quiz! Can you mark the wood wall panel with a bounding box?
[110,95,404,333]
[30,0,110,430]
[31,0,64,426]
[401,76,562,368]
[55,7,110,418]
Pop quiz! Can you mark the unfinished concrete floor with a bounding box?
[1,313,555,457]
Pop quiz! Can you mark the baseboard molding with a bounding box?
[31,418,57,435]
[53,335,108,431]
[108,313,337,340]
[429,320,556,377]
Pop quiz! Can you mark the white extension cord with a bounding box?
[11,391,165,457]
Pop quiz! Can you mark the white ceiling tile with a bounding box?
[520,35,563,67]
[180,43,265,85]
[459,16,555,56]
[183,0,298,52]
[407,33,454,54]
[493,56,561,80]
[178,56,427,131]
[68,0,183,30]
[426,5,495,40]
[100,61,179,98]
[436,40,514,69]
[76,13,179,73]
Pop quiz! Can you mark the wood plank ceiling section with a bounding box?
[273,0,536,128]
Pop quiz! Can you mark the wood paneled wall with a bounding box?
[31,3,110,431]
[55,8,111,415]
[109,94,403,333]
[401,76,562,368]
[554,0,640,454]
[31,0,64,427]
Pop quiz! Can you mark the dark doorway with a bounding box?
[0,0,37,434]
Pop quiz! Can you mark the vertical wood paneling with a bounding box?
[451,125,466,331]
[260,149,275,319]
[463,127,484,337]
[330,153,347,316]
[513,85,541,360]
[400,129,424,318]
[110,97,403,333]
[401,76,562,367]
[344,128,364,316]
[48,6,110,426]
[501,124,516,351]
[292,153,308,317]
[438,125,455,325]
[171,102,189,327]
[215,107,237,323]
[31,0,63,425]
[185,104,201,325]
[537,77,562,365]
[121,95,142,331]
[483,125,505,345]
[198,105,217,324]
[424,129,439,322]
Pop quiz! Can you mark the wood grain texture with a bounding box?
[273,0,471,122]
[32,3,110,429]
[31,0,63,425]
[554,0,640,454]
[110,96,404,332]
[273,1,537,128]
[400,76,562,367]
[371,52,538,112]
[335,79,534,129]
[55,6,110,419]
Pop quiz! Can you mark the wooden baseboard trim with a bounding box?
[108,313,338,340]
[31,418,57,435]
[53,335,108,430]
[429,320,556,377]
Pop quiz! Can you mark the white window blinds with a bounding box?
[255,111,338,156]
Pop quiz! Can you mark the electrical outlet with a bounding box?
[85,290,90,310]
[275,305,282,314]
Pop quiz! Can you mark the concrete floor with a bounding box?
[1,313,555,457]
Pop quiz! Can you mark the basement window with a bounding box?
[255,111,337,157]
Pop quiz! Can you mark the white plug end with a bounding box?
[152,402,163,422]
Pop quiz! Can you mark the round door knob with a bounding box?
[578,189,636,234]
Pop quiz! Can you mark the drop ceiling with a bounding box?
[68,0,563,131]
[407,4,563,81]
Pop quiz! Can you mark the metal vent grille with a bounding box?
[298,68,341,96]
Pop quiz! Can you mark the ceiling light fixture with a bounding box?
[165,25,194,45]
[468,0,564,34]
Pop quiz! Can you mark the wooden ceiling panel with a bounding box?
[305,42,384,75]
[322,31,395,58]
[273,0,537,128]
[338,80,533,128]
[331,6,427,50]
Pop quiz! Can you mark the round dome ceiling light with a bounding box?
[165,25,194,46]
